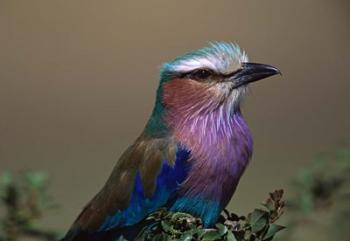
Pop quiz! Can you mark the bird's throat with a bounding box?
[162,79,253,208]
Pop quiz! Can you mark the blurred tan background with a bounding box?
[0,0,349,231]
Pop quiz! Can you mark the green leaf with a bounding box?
[160,220,171,232]
[24,171,48,188]
[243,230,252,240]
[215,223,228,236]
[171,212,193,221]
[263,224,285,240]
[201,230,221,241]
[181,233,193,241]
[161,220,179,235]
[248,209,268,233]
[226,230,237,241]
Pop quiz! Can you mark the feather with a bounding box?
[61,42,273,241]
[62,134,190,240]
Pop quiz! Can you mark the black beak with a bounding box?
[230,63,281,89]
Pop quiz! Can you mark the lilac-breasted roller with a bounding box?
[62,42,280,241]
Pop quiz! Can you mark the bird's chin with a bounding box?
[230,86,248,104]
[215,82,248,111]
[230,84,248,92]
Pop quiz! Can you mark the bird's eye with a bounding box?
[189,69,213,80]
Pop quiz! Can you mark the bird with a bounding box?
[62,42,280,241]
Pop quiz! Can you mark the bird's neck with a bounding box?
[160,79,253,207]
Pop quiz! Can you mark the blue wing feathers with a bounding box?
[98,147,191,231]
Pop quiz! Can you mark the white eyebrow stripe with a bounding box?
[161,42,249,76]
[172,57,218,73]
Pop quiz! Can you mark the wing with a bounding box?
[62,134,190,240]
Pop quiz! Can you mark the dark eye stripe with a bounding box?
[177,68,242,81]
[178,68,213,80]
[190,69,213,79]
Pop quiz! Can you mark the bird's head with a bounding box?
[147,42,280,135]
